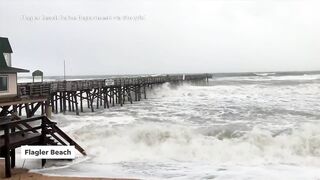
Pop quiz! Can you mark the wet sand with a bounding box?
[0,160,135,180]
[3,168,135,180]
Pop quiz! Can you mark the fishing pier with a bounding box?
[0,37,212,178]
[16,74,210,116]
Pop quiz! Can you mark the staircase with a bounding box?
[0,115,86,177]
[43,116,86,155]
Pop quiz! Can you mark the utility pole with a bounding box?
[64,60,66,81]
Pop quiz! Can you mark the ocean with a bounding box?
[17,71,320,179]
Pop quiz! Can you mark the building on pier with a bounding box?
[32,70,44,83]
[0,37,29,99]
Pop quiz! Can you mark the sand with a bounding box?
[0,160,135,180]
[3,168,135,180]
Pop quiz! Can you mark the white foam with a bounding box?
[269,74,320,81]
[59,121,320,165]
[215,74,320,81]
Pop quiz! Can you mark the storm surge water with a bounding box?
[20,72,320,179]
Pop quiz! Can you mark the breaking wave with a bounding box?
[69,121,320,166]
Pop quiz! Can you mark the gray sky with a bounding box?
[0,0,319,76]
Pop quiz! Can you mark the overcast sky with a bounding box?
[0,0,319,76]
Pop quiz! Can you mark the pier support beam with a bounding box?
[73,92,79,115]
[80,91,83,112]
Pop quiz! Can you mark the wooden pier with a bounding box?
[0,73,211,178]
[8,74,212,116]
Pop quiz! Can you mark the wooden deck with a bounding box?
[0,133,41,150]
[0,97,47,107]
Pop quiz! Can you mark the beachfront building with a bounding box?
[0,37,29,99]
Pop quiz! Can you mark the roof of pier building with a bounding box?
[0,37,29,73]
[0,37,13,53]
[32,70,43,76]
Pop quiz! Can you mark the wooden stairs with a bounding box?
[0,115,86,178]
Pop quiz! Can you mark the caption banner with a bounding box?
[21,146,75,159]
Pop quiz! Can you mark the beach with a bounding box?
[1,162,134,180]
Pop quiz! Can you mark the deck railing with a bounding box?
[18,83,51,97]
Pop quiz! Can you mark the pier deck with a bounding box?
[0,133,41,150]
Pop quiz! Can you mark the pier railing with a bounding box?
[18,83,51,97]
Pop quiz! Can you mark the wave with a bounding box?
[254,72,276,76]
[268,74,320,81]
[213,74,320,83]
[66,120,320,166]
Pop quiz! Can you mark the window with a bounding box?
[0,76,8,91]
[3,53,11,67]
